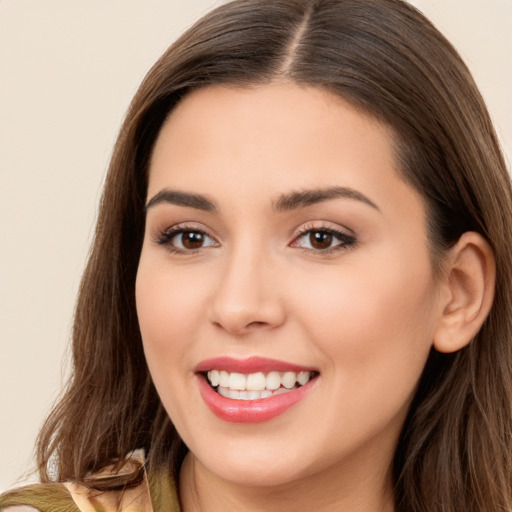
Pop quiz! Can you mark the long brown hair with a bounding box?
[36,0,512,509]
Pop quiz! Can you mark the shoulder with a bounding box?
[0,482,78,512]
[0,476,158,512]
[1,451,179,512]
[2,507,40,512]
[0,479,153,512]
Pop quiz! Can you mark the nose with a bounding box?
[208,245,286,336]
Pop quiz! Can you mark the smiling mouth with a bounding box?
[204,370,318,400]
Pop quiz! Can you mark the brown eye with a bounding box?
[291,227,356,253]
[309,231,333,250]
[181,231,206,249]
[155,227,218,252]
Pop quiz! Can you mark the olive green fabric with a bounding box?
[147,468,180,512]
[0,465,180,512]
[0,483,80,512]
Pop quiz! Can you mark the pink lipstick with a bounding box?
[195,357,318,423]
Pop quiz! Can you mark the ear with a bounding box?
[433,231,496,353]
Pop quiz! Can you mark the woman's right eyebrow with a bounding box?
[145,189,217,212]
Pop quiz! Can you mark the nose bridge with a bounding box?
[209,237,284,334]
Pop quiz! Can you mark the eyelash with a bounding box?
[153,223,356,255]
[291,224,357,254]
[153,224,218,254]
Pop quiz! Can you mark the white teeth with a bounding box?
[274,387,293,396]
[266,371,281,390]
[246,372,266,391]
[215,385,299,400]
[297,371,309,386]
[281,371,296,389]
[208,370,220,387]
[217,386,230,398]
[229,372,246,390]
[219,371,229,388]
[228,389,240,399]
[206,369,313,399]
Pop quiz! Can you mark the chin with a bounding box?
[190,437,312,487]
[206,458,307,488]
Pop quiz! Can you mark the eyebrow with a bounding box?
[146,189,217,212]
[273,186,380,212]
[145,185,379,213]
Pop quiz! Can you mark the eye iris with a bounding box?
[310,231,333,249]
[181,231,204,249]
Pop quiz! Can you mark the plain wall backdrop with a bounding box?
[1,0,511,492]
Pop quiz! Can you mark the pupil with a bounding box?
[182,231,203,249]
[310,231,332,249]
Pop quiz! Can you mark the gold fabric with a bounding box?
[0,453,180,512]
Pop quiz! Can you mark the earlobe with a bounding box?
[433,232,496,354]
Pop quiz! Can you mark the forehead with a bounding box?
[148,82,423,225]
[152,83,394,169]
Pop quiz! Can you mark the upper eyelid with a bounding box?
[152,226,220,254]
[152,220,356,245]
[292,227,356,244]
[151,223,218,246]
[292,221,355,237]
[157,222,218,238]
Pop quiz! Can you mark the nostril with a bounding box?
[247,321,268,329]
[211,319,270,335]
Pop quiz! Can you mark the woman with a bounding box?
[2,0,511,510]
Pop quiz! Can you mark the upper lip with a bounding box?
[195,356,318,374]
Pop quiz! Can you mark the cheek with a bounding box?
[135,259,216,435]
[292,251,438,400]
[135,258,210,390]
[137,253,211,334]
[286,263,437,463]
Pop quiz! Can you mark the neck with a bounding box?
[179,451,396,512]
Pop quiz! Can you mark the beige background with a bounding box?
[1,0,510,492]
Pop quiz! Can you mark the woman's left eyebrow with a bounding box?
[273,186,380,212]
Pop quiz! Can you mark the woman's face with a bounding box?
[136,83,443,488]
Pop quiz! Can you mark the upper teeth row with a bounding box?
[207,370,311,391]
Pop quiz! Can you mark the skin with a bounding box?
[135,82,466,511]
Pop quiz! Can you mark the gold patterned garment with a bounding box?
[0,452,180,512]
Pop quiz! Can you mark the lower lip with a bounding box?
[197,375,316,423]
